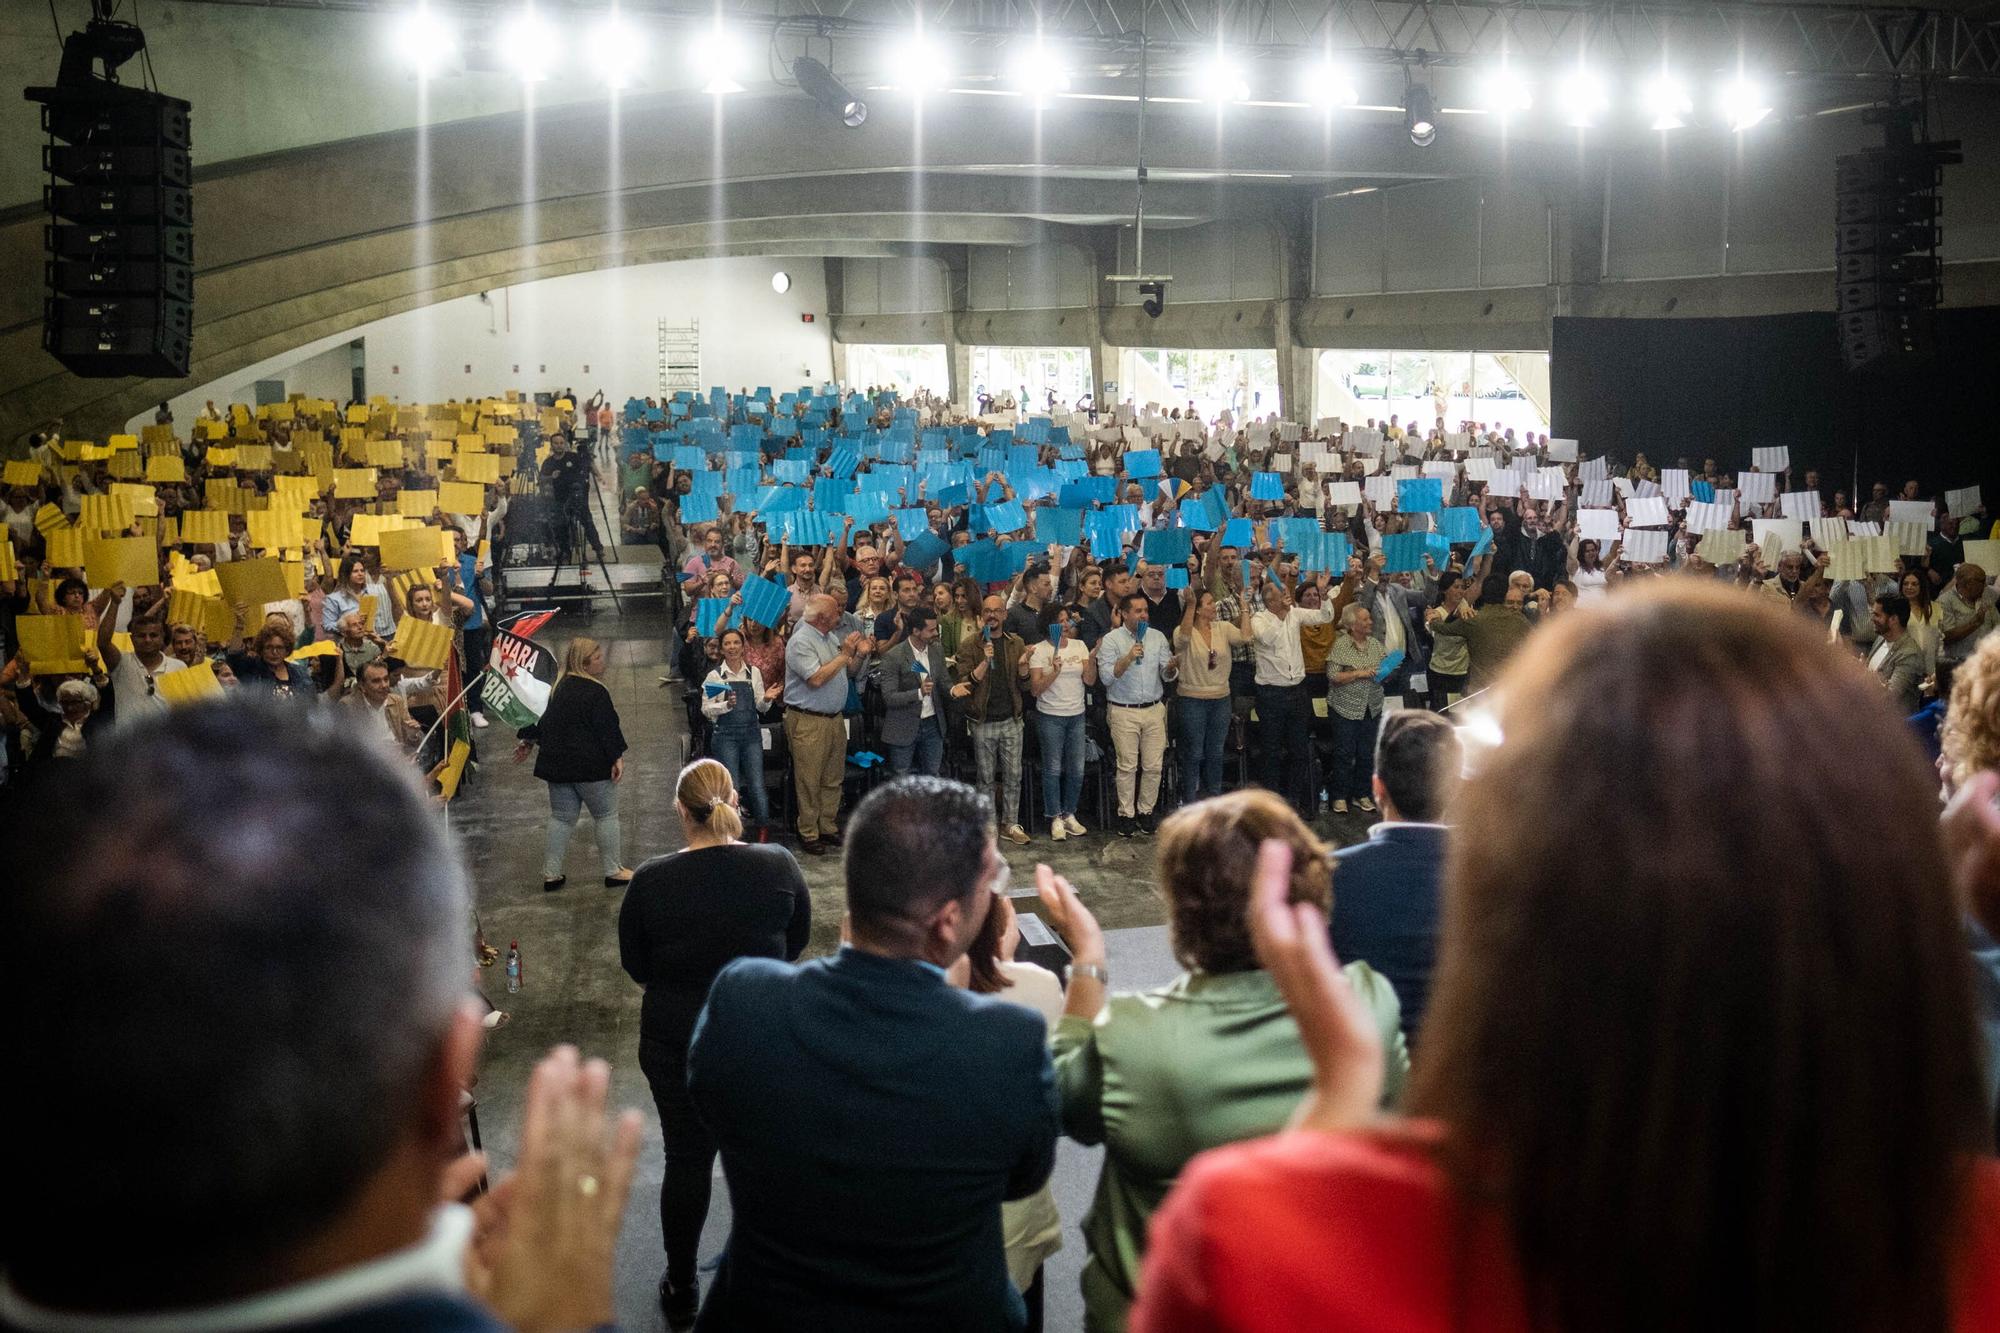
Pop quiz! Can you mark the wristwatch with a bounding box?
[1071,962,1109,986]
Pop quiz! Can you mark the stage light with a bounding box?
[1302,59,1358,108]
[892,30,952,95]
[1007,39,1071,106]
[586,14,646,89]
[772,271,791,294]
[1643,71,1693,130]
[1197,48,1250,104]
[1405,83,1438,147]
[1718,75,1773,131]
[793,55,867,127]
[395,7,457,78]
[500,9,559,82]
[686,23,745,95]
[1483,65,1533,117]
[1558,67,1608,127]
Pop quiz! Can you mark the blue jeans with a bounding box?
[544,779,623,878]
[887,714,945,777]
[1331,713,1382,801]
[1176,694,1232,802]
[710,724,769,822]
[1036,710,1086,819]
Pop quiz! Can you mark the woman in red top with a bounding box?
[1134,581,2000,1333]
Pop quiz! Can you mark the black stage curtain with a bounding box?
[1550,308,2000,502]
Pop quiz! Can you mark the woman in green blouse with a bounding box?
[1033,790,1409,1332]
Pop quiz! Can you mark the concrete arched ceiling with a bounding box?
[1,82,1600,438]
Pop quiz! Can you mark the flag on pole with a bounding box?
[484,611,559,729]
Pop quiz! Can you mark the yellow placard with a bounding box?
[178,510,230,545]
[345,405,371,424]
[214,557,290,608]
[35,503,68,535]
[206,447,239,469]
[455,452,501,484]
[349,512,415,546]
[0,541,16,581]
[3,460,41,486]
[438,480,486,514]
[145,454,187,483]
[166,589,230,642]
[245,510,307,551]
[205,479,248,514]
[334,468,379,499]
[45,527,85,568]
[267,401,295,422]
[18,614,89,673]
[107,453,143,480]
[288,639,339,660]
[392,615,454,670]
[235,444,273,472]
[77,494,135,533]
[398,489,439,518]
[281,559,305,599]
[198,419,228,439]
[153,515,178,548]
[438,739,474,800]
[157,660,225,706]
[111,482,157,517]
[85,537,159,588]
[174,566,223,598]
[379,525,453,571]
[108,433,138,451]
[366,440,405,469]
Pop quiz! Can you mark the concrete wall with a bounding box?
[137,257,831,419]
[1314,178,1553,294]
[1113,220,1282,305]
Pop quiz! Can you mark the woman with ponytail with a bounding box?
[618,758,812,1328]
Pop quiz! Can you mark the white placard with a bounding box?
[1685,500,1732,533]
[1579,457,1609,483]
[1947,485,1982,518]
[1887,519,1929,555]
[1347,429,1384,457]
[1751,446,1791,473]
[1365,476,1398,508]
[1697,528,1746,563]
[1622,528,1669,564]
[1812,516,1850,544]
[1887,499,1933,530]
[1273,454,1294,474]
[1780,491,1821,522]
[1463,458,1496,484]
[1324,481,1363,507]
[1660,468,1691,503]
[1737,471,1776,504]
[1624,496,1671,527]
[1424,460,1458,479]
[1634,480,1662,499]
[1527,470,1564,501]
[1578,508,1623,543]
[1751,518,1804,555]
[1581,479,1613,507]
[1546,438,1579,463]
[1961,539,2000,579]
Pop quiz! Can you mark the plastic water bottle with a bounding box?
[505,942,522,994]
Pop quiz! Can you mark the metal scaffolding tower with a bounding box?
[657,318,701,399]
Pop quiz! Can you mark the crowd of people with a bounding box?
[10,381,2000,1333]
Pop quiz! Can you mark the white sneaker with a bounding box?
[1051,819,1067,842]
[471,713,489,729]
[1332,799,1349,814]
[1356,796,1376,813]
[1063,815,1087,837]
[1003,824,1031,845]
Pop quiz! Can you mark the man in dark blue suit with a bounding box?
[1329,710,1463,1050]
[689,775,1060,1332]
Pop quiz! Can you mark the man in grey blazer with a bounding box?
[881,605,950,776]
[1870,592,1926,716]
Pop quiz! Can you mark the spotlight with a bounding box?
[1405,83,1438,147]
[893,30,952,95]
[395,7,457,79]
[686,23,745,95]
[1718,75,1773,131]
[1007,40,1071,106]
[500,9,559,82]
[1643,71,1693,130]
[1198,48,1250,104]
[1302,59,1358,109]
[793,55,867,127]
[1483,65,1533,117]
[1139,281,1167,319]
[586,14,646,89]
[1558,67,1608,128]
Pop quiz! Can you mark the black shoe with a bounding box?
[820,829,844,848]
[1136,811,1158,835]
[1115,816,1136,838]
[541,876,567,892]
[660,1275,699,1328]
[800,837,828,856]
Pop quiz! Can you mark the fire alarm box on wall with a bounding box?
[801,313,815,323]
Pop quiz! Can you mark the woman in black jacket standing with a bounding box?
[618,756,811,1327]
[515,636,632,890]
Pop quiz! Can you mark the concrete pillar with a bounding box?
[1081,226,1122,409]
[822,259,850,388]
[1271,196,1318,425]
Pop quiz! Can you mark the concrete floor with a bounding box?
[455,606,1377,1332]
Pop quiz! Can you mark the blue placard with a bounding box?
[773,458,810,484]
[679,493,719,525]
[1086,511,1128,555]
[1471,525,1494,557]
[1250,472,1284,502]
[1142,528,1194,565]
[1381,532,1426,573]
[982,500,1029,534]
[1691,479,1716,503]
[1440,506,1484,544]
[694,598,740,637]
[1178,496,1219,533]
[813,478,850,511]
[1035,505,1083,547]
[894,507,933,541]
[902,530,951,575]
[1397,477,1445,514]
[1374,648,1406,683]
[845,491,891,528]
[1124,449,1162,479]
[1164,567,1190,590]
[1220,517,1255,548]
[672,445,706,470]
[736,574,791,629]
[828,446,860,479]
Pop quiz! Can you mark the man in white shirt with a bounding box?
[95,587,185,728]
[1249,569,1336,811]
[1938,562,2000,667]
